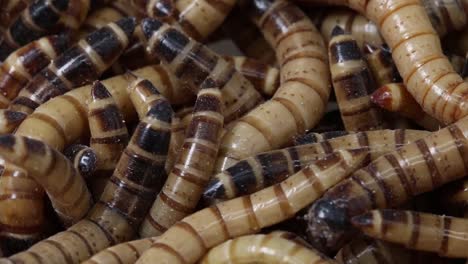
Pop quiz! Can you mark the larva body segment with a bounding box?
[9,17,136,117]
[215,0,330,172]
[141,18,263,122]
[139,87,224,237]
[306,116,468,254]
[294,131,353,145]
[0,0,32,33]
[0,110,27,134]
[363,44,401,87]
[165,116,185,173]
[203,129,429,204]
[329,28,385,131]
[352,209,468,258]
[135,149,369,264]
[0,0,90,61]
[200,234,335,264]
[0,34,70,109]
[371,83,442,131]
[63,144,98,179]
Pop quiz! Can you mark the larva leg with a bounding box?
[203,129,429,204]
[371,83,442,131]
[135,149,369,264]
[306,117,468,254]
[329,27,385,131]
[141,18,264,122]
[353,209,468,258]
[0,34,70,109]
[88,81,129,199]
[139,86,224,237]
[363,44,401,87]
[63,144,98,179]
[200,234,334,264]
[214,0,330,171]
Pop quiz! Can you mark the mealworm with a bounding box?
[329,27,385,131]
[3,79,173,264]
[371,83,442,131]
[421,0,466,37]
[88,81,128,198]
[139,0,235,41]
[135,149,368,264]
[203,129,428,204]
[0,34,70,109]
[200,234,335,264]
[352,209,468,258]
[9,17,136,117]
[224,56,280,97]
[363,44,401,87]
[83,237,159,264]
[0,0,89,61]
[63,144,98,179]
[306,116,468,254]
[141,18,263,122]
[293,131,354,146]
[140,86,224,237]
[215,0,330,172]
[0,0,31,33]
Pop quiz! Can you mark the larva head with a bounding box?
[370,85,393,110]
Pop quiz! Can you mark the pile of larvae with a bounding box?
[0,0,467,263]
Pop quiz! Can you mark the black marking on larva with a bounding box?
[320,141,334,154]
[331,26,345,37]
[447,124,468,174]
[90,105,125,132]
[200,62,235,90]
[109,174,156,202]
[193,93,222,112]
[18,45,50,75]
[28,0,61,29]
[333,69,374,99]
[175,45,218,87]
[91,81,112,100]
[8,18,43,47]
[52,47,99,86]
[380,209,407,235]
[115,17,137,39]
[85,27,124,64]
[226,160,256,196]
[135,79,162,95]
[287,147,302,172]
[23,137,47,155]
[141,18,163,39]
[121,148,166,189]
[132,122,171,155]
[384,154,413,198]
[261,1,304,39]
[0,135,16,151]
[185,116,222,144]
[152,27,189,63]
[415,140,442,188]
[5,110,27,123]
[408,211,421,248]
[329,39,362,64]
[146,100,173,123]
[294,132,318,145]
[440,216,451,254]
[256,151,291,186]
[203,179,227,202]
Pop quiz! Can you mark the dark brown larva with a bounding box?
[63,144,98,179]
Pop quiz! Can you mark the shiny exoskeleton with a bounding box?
[63,144,98,179]
[0,0,32,33]
[293,131,353,146]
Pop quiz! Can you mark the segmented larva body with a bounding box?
[0,34,70,109]
[306,116,468,254]
[214,0,330,172]
[77,6,127,38]
[0,110,27,134]
[200,233,335,264]
[83,237,159,264]
[141,18,263,122]
[363,44,401,87]
[141,0,236,41]
[352,209,468,258]
[329,28,385,131]
[336,237,398,264]
[63,144,98,179]
[371,83,442,131]
[0,134,91,226]
[0,0,32,32]
[421,0,467,37]
[2,78,173,264]
[140,87,224,237]
[0,0,89,61]
[9,17,136,117]
[293,131,352,145]
[203,129,429,204]
[135,149,368,264]
[224,56,280,98]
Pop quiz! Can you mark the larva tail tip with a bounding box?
[370,86,392,109]
[331,26,345,37]
[141,18,164,40]
[115,17,137,38]
[91,81,112,100]
[351,212,373,228]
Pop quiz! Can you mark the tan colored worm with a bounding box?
[135,149,369,263]
[215,0,330,171]
[200,234,336,264]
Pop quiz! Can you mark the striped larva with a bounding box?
[141,18,263,122]
[0,34,70,109]
[0,0,89,61]
[363,44,401,87]
[135,149,368,264]
[293,131,353,146]
[3,78,173,264]
[200,233,335,264]
[139,86,224,237]
[204,129,428,204]
[329,27,385,131]
[0,0,32,33]
[63,144,98,179]
[306,116,468,254]
[352,209,468,258]
[371,83,442,131]
[215,0,330,171]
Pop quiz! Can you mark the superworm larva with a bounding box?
[203,129,429,204]
[0,34,70,109]
[200,233,335,264]
[364,44,401,87]
[215,0,330,171]
[141,18,263,122]
[139,87,224,237]
[135,149,368,264]
[0,0,89,61]
[0,110,27,134]
[329,27,384,131]
[63,144,98,179]
[0,0,32,33]
[352,209,468,258]
[306,116,468,254]
[3,78,173,264]
[371,83,442,131]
